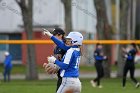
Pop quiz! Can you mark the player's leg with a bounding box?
[56,70,62,91]
[3,67,8,82]
[129,66,140,88]
[7,68,11,82]
[97,64,104,88]
[95,63,102,86]
[122,64,129,87]
[90,62,100,87]
[95,63,100,81]
[61,85,81,93]
[100,65,104,78]
[56,76,62,91]
[57,78,81,93]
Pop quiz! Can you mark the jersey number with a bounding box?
[75,56,80,68]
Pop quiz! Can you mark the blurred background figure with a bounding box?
[122,44,140,88]
[90,44,107,88]
[3,51,12,82]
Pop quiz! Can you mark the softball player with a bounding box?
[3,51,12,82]
[90,44,107,88]
[122,44,140,88]
[44,30,83,93]
[51,28,66,91]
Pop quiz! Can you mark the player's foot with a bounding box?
[98,85,103,88]
[122,86,126,89]
[135,82,140,88]
[90,80,96,87]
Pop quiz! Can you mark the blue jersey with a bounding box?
[94,49,105,62]
[55,46,81,77]
[51,36,81,77]
[4,55,12,69]
[126,49,137,62]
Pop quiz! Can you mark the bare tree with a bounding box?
[117,0,130,77]
[136,0,140,40]
[16,0,38,80]
[61,0,73,34]
[126,0,137,40]
[94,0,113,77]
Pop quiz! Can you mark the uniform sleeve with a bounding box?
[51,36,70,51]
[94,50,104,60]
[132,49,137,54]
[55,49,73,70]
[55,60,69,70]
[95,56,104,60]
[126,49,136,60]
[94,50,98,57]
[127,55,133,60]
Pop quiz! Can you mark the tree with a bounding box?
[136,0,140,40]
[16,0,38,80]
[61,0,73,34]
[117,0,131,77]
[94,0,113,77]
[126,0,137,40]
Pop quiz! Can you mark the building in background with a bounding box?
[0,0,97,65]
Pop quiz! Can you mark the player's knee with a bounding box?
[65,89,73,93]
[123,77,126,80]
[130,76,134,80]
[102,72,104,77]
[99,73,104,78]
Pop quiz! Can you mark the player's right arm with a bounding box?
[51,36,70,51]
[43,29,70,51]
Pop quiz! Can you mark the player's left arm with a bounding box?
[55,60,69,70]
[136,45,140,52]
[55,49,73,70]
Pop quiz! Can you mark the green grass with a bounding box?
[136,63,140,69]
[0,65,44,74]
[80,64,140,72]
[0,79,56,93]
[0,64,140,74]
[0,78,140,93]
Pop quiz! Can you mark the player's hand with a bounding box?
[45,63,59,74]
[43,28,53,37]
[47,56,56,63]
[43,63,47,68]
[122,47,127,53]
[104,56,107,59]
[124,54,128,58]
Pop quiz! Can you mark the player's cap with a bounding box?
[52,28,65,36]
[5,51,9,56]
[66,32,83,45]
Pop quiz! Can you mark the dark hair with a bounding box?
[130,43,139,52]
[131,43,136,48]
[52,28,65,36]
[96,43,102,48]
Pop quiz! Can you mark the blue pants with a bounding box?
[3,67,12,82]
